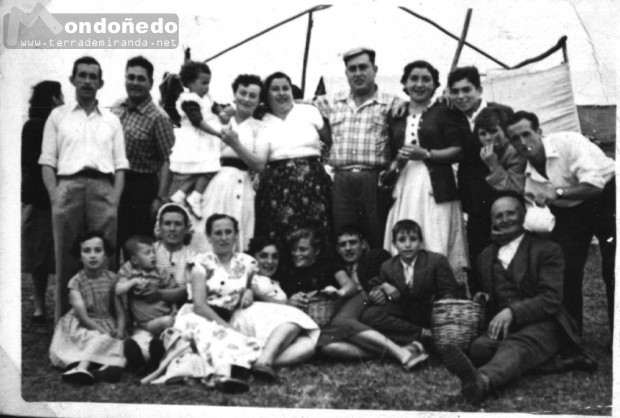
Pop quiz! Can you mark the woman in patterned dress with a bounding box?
[254,72,333,259]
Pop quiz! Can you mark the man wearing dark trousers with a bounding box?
[441,194,593,405]
[505,110,615,334]
[314,47,400,248]
[112,56,175,260]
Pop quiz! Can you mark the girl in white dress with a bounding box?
[169,61,230,217]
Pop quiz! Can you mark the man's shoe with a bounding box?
[214,377,249,394]
[441,345,487,405]
[92,365,123,383]
[561,352,598,372]
[402,341,430,371]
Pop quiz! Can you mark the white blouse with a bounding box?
[262,103,324,161]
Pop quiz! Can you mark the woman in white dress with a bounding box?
[190,74,269,253]
[382,60,469,276]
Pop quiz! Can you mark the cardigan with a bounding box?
[387,102,464,203]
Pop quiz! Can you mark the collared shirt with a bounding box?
[345,262,363,291]
[400,256,418,288]
[39,102,129,175]
[497,233,525,269]
[111,95,175,173]
[466,99,488,131]
[524,132,615,208]
[314,87,398,168]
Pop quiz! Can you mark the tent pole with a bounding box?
[301,12,314,97]
[398,6,509,69]
[450,9,473,71]
[205,5,331,63]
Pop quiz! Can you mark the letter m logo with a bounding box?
[4,3,63,47]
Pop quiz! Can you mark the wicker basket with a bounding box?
[307,294,336,328]
[431,299,486,351]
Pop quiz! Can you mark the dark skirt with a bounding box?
[21,203,55,275]
[255,156,333,250]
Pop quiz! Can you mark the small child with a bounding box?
[49,231,126,385]
[116,235,177,337]
[168,60,230,218]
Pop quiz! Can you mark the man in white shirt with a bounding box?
[441,193,587,405]
[505,110,615,334]
[40,56,129,322]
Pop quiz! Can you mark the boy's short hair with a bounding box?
[447,66,481,89]
[124,235,154,259]
[391,220,424,244]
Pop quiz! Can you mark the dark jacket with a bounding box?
[355,248,391,293]
[476,233,579,345]
[21,117,51,209]
[387,102,464,203]
[374,249,460,316]
[456,102,513,215]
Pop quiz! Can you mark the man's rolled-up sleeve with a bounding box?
[111,117,129,170]
[38,110,59,168]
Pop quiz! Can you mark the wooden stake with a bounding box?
[450,9,473,71]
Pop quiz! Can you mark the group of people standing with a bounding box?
[21,46,613,404]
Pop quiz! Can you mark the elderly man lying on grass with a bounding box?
[440,193,596,405]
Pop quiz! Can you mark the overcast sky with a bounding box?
[0,0,616,112]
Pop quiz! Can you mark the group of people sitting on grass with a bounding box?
[48,194,598,403]
[22,47,613,405]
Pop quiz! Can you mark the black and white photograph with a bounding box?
[0,0,615,416]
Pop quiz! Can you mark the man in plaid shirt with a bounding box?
[112,56,175,259]
[314,47,400,248]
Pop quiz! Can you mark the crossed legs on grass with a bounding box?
[253,323,315,380]
[321,330,424,369]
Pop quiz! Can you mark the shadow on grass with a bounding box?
[21,246,612,414]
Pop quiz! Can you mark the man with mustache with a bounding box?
[441,193,593,405]
[111,56,175,260]
[314,47,400,249]
[40,56,129,322]
[505,111,615,336]
[446,66,512,290]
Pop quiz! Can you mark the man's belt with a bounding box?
[59,169,113,181]
[333,165,384,173]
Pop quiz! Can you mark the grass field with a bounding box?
[21,246,612,414]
